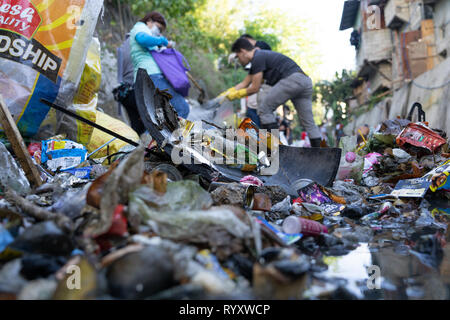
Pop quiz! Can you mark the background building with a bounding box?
[340,0,450,134]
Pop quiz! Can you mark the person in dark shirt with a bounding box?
[241,34,272,51]
[238,34,271,127]
[220,38,321,147]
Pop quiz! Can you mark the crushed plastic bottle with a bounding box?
[0,142,31,195]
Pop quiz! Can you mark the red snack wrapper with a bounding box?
[396,123,446,153]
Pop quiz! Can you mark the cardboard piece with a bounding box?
[391,178,432,198]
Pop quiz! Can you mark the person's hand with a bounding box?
[167,40,175,48]
[160,37,169,47]
[219,87,236,98]
[227,88,248,101]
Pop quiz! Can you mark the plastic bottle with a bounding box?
[360,202,393,222]
[282,216,328,236]
[208,134,258,172]
[238,117,282,149]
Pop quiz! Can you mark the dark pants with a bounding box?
[120,89,146,136]
[149,74,190,119]
[246,108,261,127]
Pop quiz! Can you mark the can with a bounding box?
[252,193,272,211]
[243,185,272,211]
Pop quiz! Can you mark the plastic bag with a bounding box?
[72,38,101,145]
[130,180,213,216]
[271,196,291,213]
[129,182,250,240]
[337,136,364,182]
[151,48,191,97]
[0,0,104,138]
[86,111,139,159]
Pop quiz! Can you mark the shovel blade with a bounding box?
[213,145,341,196]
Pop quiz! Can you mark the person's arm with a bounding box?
[226,72,263,100]
[219,74,251,98]
[246,72,263,95]
[135,32,168,49]
[235,74,252,90]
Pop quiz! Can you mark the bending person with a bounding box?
[221,38,321,147]
[129,11,190,118]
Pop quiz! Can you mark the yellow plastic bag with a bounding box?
[74,38,102,105]
[87,111,139,159]
[73,38,101,145]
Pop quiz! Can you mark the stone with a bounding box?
[10,221,74,256]
[106,245,175,299]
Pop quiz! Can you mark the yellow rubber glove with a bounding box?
[219,87,236,98]
[227,88,248,101]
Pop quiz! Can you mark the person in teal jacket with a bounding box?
[129,11,190,118]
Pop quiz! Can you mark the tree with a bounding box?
[100,0,323,99]
[314,69,355,126]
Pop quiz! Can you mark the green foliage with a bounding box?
[242,22,280,51]
[104,0,323,101]
[127,0,205,19]
[314,69,355,126]
[367,91,391,110]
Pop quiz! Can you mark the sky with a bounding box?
[261,0,356,80]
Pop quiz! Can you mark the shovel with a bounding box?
[201,96,227,110]
[134,69,342,195]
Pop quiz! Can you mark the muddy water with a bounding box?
[307,239,450,299]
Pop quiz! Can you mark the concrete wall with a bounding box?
[407,57,450,131]
[435,0,450,57]
[346,56,450,135]
[344,98,392,135]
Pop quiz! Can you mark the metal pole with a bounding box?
[40,99,154,154]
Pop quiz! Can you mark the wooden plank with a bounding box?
[407,40,428,79]
[0,95,42,188]
[401,30,422,78]
[392,30,404,89]
[421,19,436,70]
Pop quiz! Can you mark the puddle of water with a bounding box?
[319,243,373,299]
[307,239,450,299]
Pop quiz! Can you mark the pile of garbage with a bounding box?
[0,109,449,300]
[2,0,450,301]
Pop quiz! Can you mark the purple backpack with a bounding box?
[151,48,191,97]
